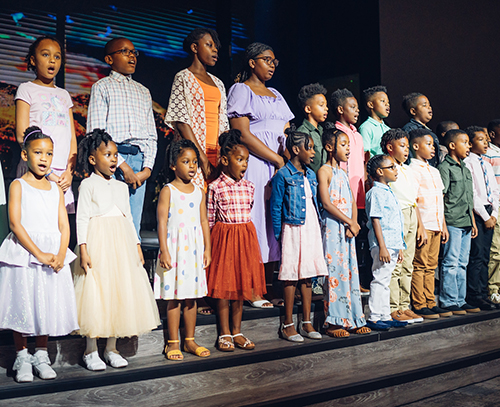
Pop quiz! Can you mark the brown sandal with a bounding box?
[348,326,372,335]
[325,328,350,338]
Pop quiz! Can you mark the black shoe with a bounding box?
[441,305,467,315]
[430,306,453,317]
[414,307,439,319]
[470,298,495,311]
[461,303,480,313]
[484,298,500,309]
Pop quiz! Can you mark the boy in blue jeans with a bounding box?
[438,129,480,314]
[87,37,157,238]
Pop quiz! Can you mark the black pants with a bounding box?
[467,209,493,302]
[356,208,373,289]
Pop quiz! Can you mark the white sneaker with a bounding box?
[490,293,500,304]
[13,349,33,383]
[32,349,56,380]
[104,350,128,368]
[83,351,106,371]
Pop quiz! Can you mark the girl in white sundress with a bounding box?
[0,126,79,383]
[155,139,212,361]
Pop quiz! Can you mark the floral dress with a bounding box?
[322,165,366,329]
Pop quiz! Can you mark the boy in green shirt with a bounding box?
[297,83,328,173]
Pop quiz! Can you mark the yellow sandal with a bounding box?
[165,340,183,361]
[183,337,210,358]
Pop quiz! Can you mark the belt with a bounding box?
[117,143,140,155]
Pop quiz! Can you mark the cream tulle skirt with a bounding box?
[72,216,160,338]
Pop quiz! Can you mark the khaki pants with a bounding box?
[488,216,500,295]
[390,206,417,312]
[412,230,441,310]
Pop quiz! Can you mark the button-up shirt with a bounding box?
[464,152,499,222]
[358,116,391,157]
[438,154,473,228]
[389,162,418,210]
[403,119,440,168]
[87,70,158,169]
[297,118,324,173]
[484,143,500,189]
[409,158,445,232]
[366,181,405,250]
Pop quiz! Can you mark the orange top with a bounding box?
[196,77,221,148]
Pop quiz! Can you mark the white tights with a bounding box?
[85,337,117,355]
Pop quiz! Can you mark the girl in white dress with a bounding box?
[155,139,211,361]
[0,126,79,383]
[73,129,160,371]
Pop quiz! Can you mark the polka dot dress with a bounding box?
[154,184,207,300]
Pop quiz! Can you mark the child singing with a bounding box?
[0,127,79,382]
[271,127,328,342]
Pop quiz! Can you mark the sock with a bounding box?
[105,337,117,353]
[85,338,98,355]
[17,348,29,357]
[34,347,47,353]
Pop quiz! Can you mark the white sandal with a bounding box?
[299,321,322,340]
[216,335,234,352]
[232,333,255,350]
[279,322,304,342]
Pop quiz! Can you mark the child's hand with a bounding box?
[441,227,449,244]
[485,216,497,229]
[471,225,478,239]
[47,172,60,183]
[136,168,152,184]
[159,251,172,270]
[397,249,404,264]
[379,247,391,263]
[50,253,65,273]
[37,252,56,267]
[80,251,92,274]
[137,244,145,265]
[417,226,428,248]
[345,228,354,239]
[120,162,142,189]
[203,249,211,269]
[349,221,361,236]
[57,170,73,192]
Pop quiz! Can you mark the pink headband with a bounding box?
[23,130,42,144]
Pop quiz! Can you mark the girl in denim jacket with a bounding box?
[271,127,328,342]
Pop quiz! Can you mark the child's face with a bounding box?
[338,97,359,125]
[470,131,489,155]
[413,135,435,161]
[411,96,433,124]
[333,133,350,163]
[294,137,315,166]
[31,39,62,83]
[89,141,118,180]
[378,157,398,183]
[490,126,500,147]
[172,148,198,182]
[387,137,409,165]
[250,49,276,83]
[222,145,249,181]
[305,94,328,125]
[105,38,137,76]
[368,92,390,119]
[22,138,53,177]
[450,133,470,160]
[193,34,218,67]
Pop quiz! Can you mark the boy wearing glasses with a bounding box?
[87,37,157,238]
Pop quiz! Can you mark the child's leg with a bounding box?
[32,336,56,379]
[183,299,210,357]
[412,231,432,310]
[440,227,461,308]
[34,336,48,350]
[423,231,440,309]
[13,331,28,352]
[166,300,182,353]
[456,229,472,307]
[283,281,299,336]
[369,247,396,321]
[85,337,98,355]
[105,337,117,353]
[299,278,316,333]
[488,217,500,299]
[12,332,32,382]
[396,207,417,312]
[231,300,255,349]
[217,299,234,351]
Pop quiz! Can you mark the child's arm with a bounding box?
[414,206,428,247]
[76,181,93,273]
[442,218,449,244]
[372,218,391,263]
[57,108,77,192]
[471,213,478,239]
[207,184,216,229]
[51,187,70,272]
[200,190,211,269]
[8,181,55,266]
[270,171,285,240]
[157,186,172,269]
[15,100,30,147]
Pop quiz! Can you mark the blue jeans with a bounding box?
[440,226,471,308]
[115,150,146,241]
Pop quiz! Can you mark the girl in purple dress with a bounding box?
[227,42,294,308]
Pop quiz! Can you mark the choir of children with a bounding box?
[2,31,500,384]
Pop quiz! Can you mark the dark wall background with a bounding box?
[379,0,500,130]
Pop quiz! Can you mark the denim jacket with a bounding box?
[270,160,320,240]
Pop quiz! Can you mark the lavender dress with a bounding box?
[227,83,294,263]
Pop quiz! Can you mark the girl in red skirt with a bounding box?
[207,129,266,351]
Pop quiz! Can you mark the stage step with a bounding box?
[1,309,500,404]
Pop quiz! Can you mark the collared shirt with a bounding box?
[438,154,473,228]
[409,158,445,232]
[336,121,365,208]
[389,162,418,210]
[358,116,390,157]
[402,119,440,168]
[464,152,500,221]
[366,181,405,250]
[207,172,255,228]
[484,143,500,188]
[297,119,324,173]
[87,70,158,169]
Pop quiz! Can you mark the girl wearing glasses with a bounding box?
[227,42,293,308]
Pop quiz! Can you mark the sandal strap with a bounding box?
[167,340,180,343]
[283,322,295,328]
[301,321,312,325]
[232,333,243,338]
[184,337,194,341]
[220,334,232,339]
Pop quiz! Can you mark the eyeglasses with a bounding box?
[108,49,139,57]
[380,164,397,170]
[254,56,279,67]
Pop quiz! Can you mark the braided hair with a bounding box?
[78,129,114,175]
[22,126,53,149]
[160,139,200,185]
[322,122,346,159]
[285,124,311,155]
[219,129,244,159]
[366,154,391,183]
[234,42,274,83]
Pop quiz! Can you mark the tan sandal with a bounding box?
[232,333,255,350]
[165,340,183,361]
[216,335,235,352]
[325,328,350,338]
[184,337,210,358]
[348,326,372,335]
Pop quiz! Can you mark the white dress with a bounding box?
[154,184,207,300]
[0,179,79,336]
